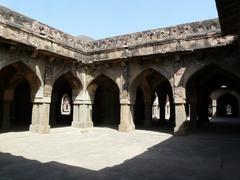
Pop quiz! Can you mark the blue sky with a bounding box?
[0,0,218,39]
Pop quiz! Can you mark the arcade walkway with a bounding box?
[0,126,240,180]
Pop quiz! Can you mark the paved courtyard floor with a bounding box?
[0,126,240,180]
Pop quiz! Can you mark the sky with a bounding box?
[0,0,218,40]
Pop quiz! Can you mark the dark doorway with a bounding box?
[0,62,40,132]
[132,69,174,132]
[217,94,239,117]
[134,87,145,127]
[50,76,73,127]
[186,64,240,134]
[11,79,32,129]
[90,75,120,128]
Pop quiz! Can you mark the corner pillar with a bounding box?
[2,99,12,129]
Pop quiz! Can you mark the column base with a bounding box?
[174,121,189,136]
[29,124,50,134]
[71,121,81,128]
[87,121,93,128]
[119,123,135,132]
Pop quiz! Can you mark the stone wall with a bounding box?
[0,5,240,135]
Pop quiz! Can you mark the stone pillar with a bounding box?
[152,95,160,119]
[119,99,135,132]
[174,97,187,135]
[76,100,93,128]
[72,103,80,127]
[29,103,39,132]
[29,98,50,133]
[2,99,12,129]
[159,102,165,122]
[212,99,217,118]
[87,103,93,127]
[165,102,170,120]
[144,103,152,127]
[152,104,160,119]
[190,101,197,129]
[158,94,166,122]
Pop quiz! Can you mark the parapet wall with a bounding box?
[87,19,221,51]
[0,5,237,63]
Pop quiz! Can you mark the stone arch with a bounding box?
[87,74,120,128]
[186,63,240,128]
[53,68,84,92]
[129,68,172,101]
[0,62,41,130]
[49,71,83,127]
[0,59,43,87]
[210,88,240,102]
[180,62,208,88]
[182,62,240,88]
[86,72,120,93]
[129,68,175,130]
[129,65,172,92]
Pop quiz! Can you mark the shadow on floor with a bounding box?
[0,125,30,133]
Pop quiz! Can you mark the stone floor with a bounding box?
[0,125,240,180]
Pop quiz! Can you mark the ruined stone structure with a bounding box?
[0,4,239,135]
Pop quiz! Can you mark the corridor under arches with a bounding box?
[87,74,120,128]
[50,72,81,127]
[186,64,240,133]
[131,69,175,132]
[0,62,40,131]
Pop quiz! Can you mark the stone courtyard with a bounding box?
[0,125,240,180]
[0,0,240,179]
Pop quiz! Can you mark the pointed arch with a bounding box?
[0,62,41,130]
[130,68,175,130]
[186,63,240,128]
[129,68,172,101]
[87,73,120,128]
[87,73,120,101]
[129,65,172,88]
[0,61,41,100]
[49,71,83,127]
[52,71,83,101]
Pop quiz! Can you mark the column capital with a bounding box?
[33,97,51,104]
[174,96,186,104]
[120,99,135,105]
[73,99,92,105]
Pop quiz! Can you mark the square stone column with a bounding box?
[72,103,80,128]
[73,100,93,128]
[29,98,50,134]
[119,99,135,132]
[174,98,188,135]
[144,103,152,127]
[2,99,12,129]
[212,99,217,117]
